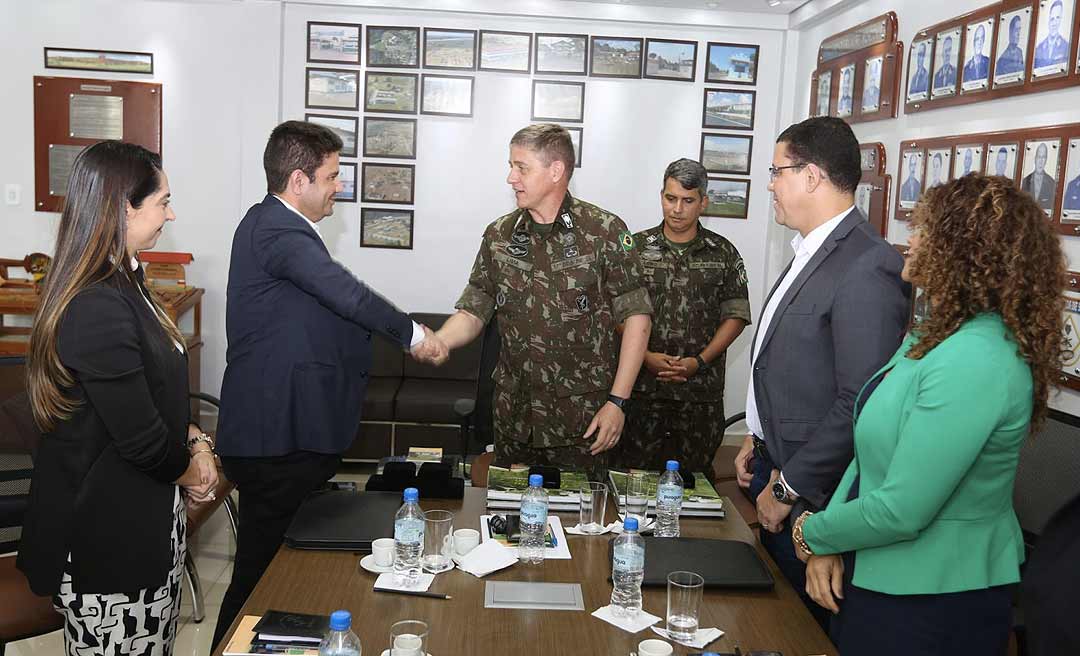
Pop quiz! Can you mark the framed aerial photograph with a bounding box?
[361,208,414,249]
[363,117,417,159]
[305,113,359,158]
[479,30,531,73]
[644,38,698,81]
[702,89,755,130]
[589,36,643,78]
[701,177,750,219]
[307,22,361,65]
[699,134,753,175]
[985,142,1019,180]
[567,126,582,167]
[953,144,984,178]
[421,74,474,117]
[44,47,153,74]
[531,80,585,123]
[364,72,418,114]
[423,28,477,70]
[1020,137,1062,215]
[366,26,420,68]
[361,163,415,205]
[305,68,359,110]
[535,33,588,75]
[705,42,758,85]
[334,162,357,202]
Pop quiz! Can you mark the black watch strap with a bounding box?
[607,394,629,411]
[695,354,709,371]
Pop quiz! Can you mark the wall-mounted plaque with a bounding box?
[69,95,123,140]
[819,16,889,62]
[809,12,902,124]
[47,145,87,197]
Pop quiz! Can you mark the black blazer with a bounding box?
[18,270,191,595]
[217,195,413,458]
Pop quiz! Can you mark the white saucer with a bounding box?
[359,554,394,574]
[380,651,435,656]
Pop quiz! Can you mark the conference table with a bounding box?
[215,488,837,656]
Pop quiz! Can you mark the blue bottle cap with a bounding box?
[528,474,543,487]
[665,460,679,471]
[403,487,419,502]
[329,609,351,631]
[624,517,639,532]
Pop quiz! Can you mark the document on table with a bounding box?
[479,514,572,559]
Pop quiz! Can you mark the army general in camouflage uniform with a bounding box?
[435,124,653,478]
[620,159,751,478]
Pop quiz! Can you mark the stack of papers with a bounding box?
[452,539,518,577]
[485,466,589,511]
[608,470,726,518]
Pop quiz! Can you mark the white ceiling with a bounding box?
[559,0,812,14]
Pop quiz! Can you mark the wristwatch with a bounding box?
[772,479,798,505]
[694,354,709,371]
[607,394,629,411]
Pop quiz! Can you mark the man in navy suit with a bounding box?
[996,15,1026,76]
[1034,0,1069,69]
[934,36,957,90]
[909,42,930,96]
[963,24,990,84]
[212,121,446,646]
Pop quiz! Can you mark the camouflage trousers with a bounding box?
[619,398,725,479]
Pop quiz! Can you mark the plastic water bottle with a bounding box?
[519,474,549,564]
[610,517,645,617]
[655,460,684,538]
[319,610,362,656]
[393,487,424,585]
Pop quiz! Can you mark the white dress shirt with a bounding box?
[745,206,853,496]
[273,195,425,348]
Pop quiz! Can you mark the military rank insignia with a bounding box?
[619,231,634,252]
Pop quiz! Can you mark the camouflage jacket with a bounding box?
[633,222,751,402]
[456,193,653,447]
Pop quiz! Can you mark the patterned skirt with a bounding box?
[53,486,187,656]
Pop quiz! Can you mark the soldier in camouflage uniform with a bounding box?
[620,159,751,479]
[435,124,653,479]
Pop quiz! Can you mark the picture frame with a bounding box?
[423,28,477,70]
[699,134,753,175]
[334,162,357,202]
[931,28,961,98]
[644,38,698,82]
[701,88,756,130]
[960,18,994,93]
[364,72,419,114]
[531,80,586,123]
[705,42,759,85]
[305,113,359,158]
[43,47,153,74]
[994,7,1032,87]
[1030,0,1074,79]
[701,177,750,219]
[366,26,420,68]
[856,182,873,219]
[535,33,588,75]
[924,148,952,190]
[860,146,879,172]
[862,55,883,113]
[1062,289,1080,388]
[361,208,414,249]
[836,64,856,117]
[985,142,1019,180]
[898,149,925,209]
[815,70,832,116]
[420,74,474,117]
[307,22,362,65]
[361,162,415,205]
[1062,137,1080,221]
[589,36,643,78]
[305,68,360,111]
[479,30,532,73]
[1020,137,1062,215]
[567,126,583,167]
[906,37,934,103]
[363,117,417,159]
[953,144,984,178]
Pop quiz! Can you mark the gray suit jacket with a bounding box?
[751,210,910,510]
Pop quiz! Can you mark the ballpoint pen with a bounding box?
[374,589,452,600]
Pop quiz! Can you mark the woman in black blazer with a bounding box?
[17,141,218,655]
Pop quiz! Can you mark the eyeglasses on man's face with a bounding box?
[768,164,807,180]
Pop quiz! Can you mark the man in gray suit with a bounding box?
[733,116,910,627]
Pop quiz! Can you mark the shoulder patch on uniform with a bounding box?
[619,231,635,252]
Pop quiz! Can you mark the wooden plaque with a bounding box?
[858,142,892,237]
[1061,271,1080,391]
[809,13,904,124]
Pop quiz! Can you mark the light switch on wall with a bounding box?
[4,184,20,206]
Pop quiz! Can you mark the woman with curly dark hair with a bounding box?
[787,174,1065,656]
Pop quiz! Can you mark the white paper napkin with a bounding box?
[565,521,620,535]
[650,626,724,648]
[612,516,656,534]
[373,572,435,592]
[591,605,661,633]
[452,539,517,577]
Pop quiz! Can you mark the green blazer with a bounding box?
[802,313,1029,595]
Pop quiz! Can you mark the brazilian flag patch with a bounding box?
[619,231,635,252]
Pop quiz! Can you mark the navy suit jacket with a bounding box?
[217,195,413,457]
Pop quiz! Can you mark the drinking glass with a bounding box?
[421,510,454,573]
[666,571,704,641]
[579,481,608,533]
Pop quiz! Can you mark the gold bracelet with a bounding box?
[793,511,815,558]
[186,432,215,453]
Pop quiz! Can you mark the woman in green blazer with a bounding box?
[790,175,1065,656]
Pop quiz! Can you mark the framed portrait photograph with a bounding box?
[305,68,359,110]
[531,80,585,122]
[366,26,420,68]
[836,64,855,117]
[961,18,994,92]
[361,163,415,205]
[589,36,643,78]
[361,208,414,249]
[423,28,477,70]
[1062,138,1080,221]
[705,42,759,85]
[334,162,357,202]
[644,38,698,81]
[702,89,755,130]
[305,113,359,158]
[479,30,531,73]
[567,126,583,167]
[364,72,418,114]
[1031,0,1074,79]
[906,38,933,102]
[985,143,1019,180]
[899,150,924,209]
[925,148,952,191]
[535,33,588,75]
[931,28,961,98]
[701,177,750,219]
[862,56,883,113]
[421,74,474,117]
[1021,138,1062,215]
[307,22,361,65]
[860,146,879,172]
[43,47,153,74]
[994,7,1032,87]
[1062,290,1080,383]
[953,144,984,178]
[363,117,417,159]
[699,134,753,175]
[815,70,832,116]
[856,182,873,219]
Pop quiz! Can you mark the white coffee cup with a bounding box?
[453,528,480,555]
[372,537,395,567]
[637,639,674,656]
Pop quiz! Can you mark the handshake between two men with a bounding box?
[410,324,451,366]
